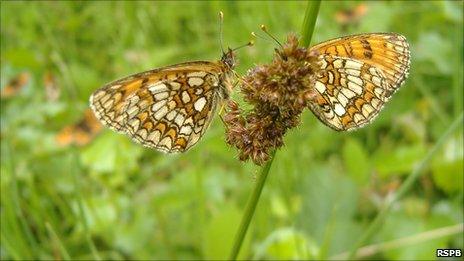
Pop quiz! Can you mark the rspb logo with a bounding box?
[436,249,462,257]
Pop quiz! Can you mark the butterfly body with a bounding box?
[90,50,236,153]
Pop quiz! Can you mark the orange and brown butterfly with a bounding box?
[90,12,249,153]
[334,4,368,30]
[56,108,103,147]
[307,32,410,131]
[1,72,30,98]
[43,71,60,102]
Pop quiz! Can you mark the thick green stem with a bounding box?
[301,0,321,47]
[229,150,276,260]
[348,112,464,259]
[228,1,321,259]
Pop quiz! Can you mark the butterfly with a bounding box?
[89,48,237,153]
[56,108,103,147]
[307,33,410,131]
[1,72,30,98]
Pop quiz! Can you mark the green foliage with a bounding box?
[1,1,463,260]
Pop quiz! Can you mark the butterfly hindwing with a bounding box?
[308,55,391,131]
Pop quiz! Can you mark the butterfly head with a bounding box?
[221,48,236,69]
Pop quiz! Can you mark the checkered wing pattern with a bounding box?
[90,62,230,153]
[308,33,410,131]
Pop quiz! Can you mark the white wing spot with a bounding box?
[102,98,114,109]
[149,83,168,94]
[154,92,169,100]
[174,114,185,127]
[372,76,382,86]
[151,100,167,112]
[315,81,326,94]
[168,100,177,110]
[347,82,363,95]
[344,69,361,77]
[187,72,207,77]
[327,71,334,84]
[353,113,365,123]
[194,97,207,112]
[337,92,349,107]
[179,125,192,135]
[319,57,328,69]
[347,75,363,86]
[188,77,204,87]
[137,129,148,140]
[126,105,140,118]
[181,91,191,103]
[334,103,346,116]
[166,111,177,121]
[94,92,108,101]
[184,117,194,126]
[129,119,141,131]
[345,60,362,70]
[333,59,343,68]
[374,87,384,98]
[154,106,169,120]
[170,82,181,90]
[362,103,375,116]
[369,67,380,77]
[147,130,162,143]
[159,136,172,148]
[371,98,382,109]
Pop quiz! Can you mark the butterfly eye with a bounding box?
[322,104,331,113]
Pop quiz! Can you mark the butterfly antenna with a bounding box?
[260,25,283,49]
[219,11,225,54]
[232,40,254,52]
[251,31,274,43]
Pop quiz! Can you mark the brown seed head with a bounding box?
[224,34,322,165]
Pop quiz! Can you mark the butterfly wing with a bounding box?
[310,33,410,93]
[308,55,392,131]
[90,61,228,153]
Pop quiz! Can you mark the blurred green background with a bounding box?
[1,1,463,260]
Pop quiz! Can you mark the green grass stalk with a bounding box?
[300,0,321,47]
[45,222,71,260]
[228,1,321,259]
[348,112,464,259]
[71,150,101,260]
[229,150,276,260]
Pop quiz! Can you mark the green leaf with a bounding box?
[374,144,427,177]
[432,159,463,194]
[81,132,142,175]
[432,137,464,194]
[203,205,249,260]
[343,138,370,185]
[254,228,319,260]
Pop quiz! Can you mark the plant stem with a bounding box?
[71,150,101,260]
[228,1,321,259]
[301,0,321,47]
[348,112,464,259]
[229,150,276,260]
[333,223,463,259]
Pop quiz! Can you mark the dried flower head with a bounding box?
[224,34,321,165]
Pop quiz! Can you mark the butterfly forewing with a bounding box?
[310,33,410,90]
[308,33,410,131]
[90,61,231,153]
